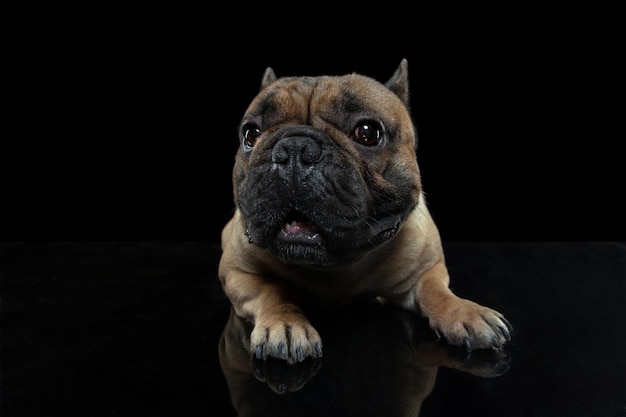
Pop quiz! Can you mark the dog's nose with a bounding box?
[272,136,323,166]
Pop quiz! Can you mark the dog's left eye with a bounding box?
[242,123,262,147]
[352,121,383,146]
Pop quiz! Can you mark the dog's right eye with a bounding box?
[242,123,262,147]
[351,120,384,146]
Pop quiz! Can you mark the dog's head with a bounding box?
[232,59,422,267]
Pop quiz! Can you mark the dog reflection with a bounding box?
[219,303,510,417]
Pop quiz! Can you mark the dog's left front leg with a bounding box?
[414,262,512,351]
[219,266,323,364]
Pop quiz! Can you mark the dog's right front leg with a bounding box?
[219,267,323,364]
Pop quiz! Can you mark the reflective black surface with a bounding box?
[2,241,625,416]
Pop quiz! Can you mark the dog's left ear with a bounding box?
[260,67,277,90]
[385,58,410,107]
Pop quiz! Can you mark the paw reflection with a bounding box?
[251,356,323,394]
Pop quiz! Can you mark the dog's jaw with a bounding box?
[242,210,405,268]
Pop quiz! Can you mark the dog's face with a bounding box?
[233,62,421,267]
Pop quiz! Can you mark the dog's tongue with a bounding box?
[278,220,322,244]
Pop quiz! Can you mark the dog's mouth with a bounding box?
[276,213,323,245]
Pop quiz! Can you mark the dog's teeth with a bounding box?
[280,220,321,243]
[284,221,313,232]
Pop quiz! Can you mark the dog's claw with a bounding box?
[491,336,503,350]
[463,338,472,352]
[497,325,511,342]
[434,328,442,342]
[314,343,323,358]
[295,347,304,362]
[277,343,287,360]
[255,344,264,359]
[501,317,513,340]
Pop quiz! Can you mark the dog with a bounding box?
[219,59,512,364]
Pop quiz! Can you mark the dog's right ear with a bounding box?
[261,67,277,90]
[385,58,410,107]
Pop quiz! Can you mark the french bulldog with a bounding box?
[218,59,512,364]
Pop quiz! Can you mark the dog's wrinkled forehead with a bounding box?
[245,76,317,123]
[244,74,409,129]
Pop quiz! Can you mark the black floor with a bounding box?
[2,241,625,417]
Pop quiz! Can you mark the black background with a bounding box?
[3,9,625,417]
[4,9,623,242]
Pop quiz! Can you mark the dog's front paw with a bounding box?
[250,315,323,364]
[429,298,512,351]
